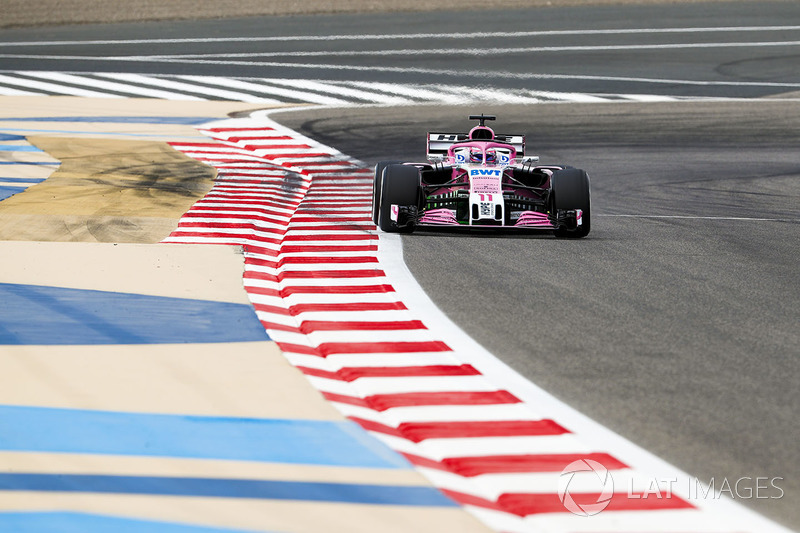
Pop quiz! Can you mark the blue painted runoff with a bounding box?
[0,512,266,533]
[0,117,219,125]
[0,161,59,165]
[0,283,270,345]
[0,133,26,141]
[0,185,27,201]
[0,405,409,469]
[0,144,41,152]
[0,474,453,507]
[0,177,46,183]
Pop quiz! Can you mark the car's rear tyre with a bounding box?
[551,168,591,239]
[372,161,403,224]
[378,164,420,233]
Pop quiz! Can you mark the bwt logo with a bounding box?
[469,169,501,177]
[558,459,614,516]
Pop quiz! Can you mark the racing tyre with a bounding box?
[372,161,403,224]
[551,168,591,239]
[378,164,420,233]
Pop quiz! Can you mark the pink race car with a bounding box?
[372,114,591,238]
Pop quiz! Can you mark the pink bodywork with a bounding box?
[418,140,554,228]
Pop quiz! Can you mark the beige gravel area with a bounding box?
[0,97,273,243]
[0,136,215,242]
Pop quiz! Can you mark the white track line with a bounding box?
[18,71,204,100]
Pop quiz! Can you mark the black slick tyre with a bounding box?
[551,168,591,239]
[378,164,420,233]
[372,161,403,224]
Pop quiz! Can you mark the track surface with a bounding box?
[1,2,799,98]
[1,0,798,529]
[276,100,800,528]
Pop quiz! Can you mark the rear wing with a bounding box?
[427,132,526,159]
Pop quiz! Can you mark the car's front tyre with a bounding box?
[378,164,420,233]
[551,168,591,239]
[372,160,403,225]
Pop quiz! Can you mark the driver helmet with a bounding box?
[469,147,483,163]
[485,148,497,165]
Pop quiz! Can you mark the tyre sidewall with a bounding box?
[378,164,420,232]
[552,168,591,238]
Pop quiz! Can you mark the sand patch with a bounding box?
[0,136,215,242]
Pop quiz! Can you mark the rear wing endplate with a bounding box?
[427,132,526,159]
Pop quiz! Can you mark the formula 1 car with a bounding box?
[371,114,590,238]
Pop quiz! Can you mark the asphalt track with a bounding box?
[1,0,799,529]
[2,1,799,98]
[276,99,800,528]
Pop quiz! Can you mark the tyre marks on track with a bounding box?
[0,71,678,105]
[163,112,785,533]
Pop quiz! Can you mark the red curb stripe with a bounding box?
[290,216,373,223]
[281,284,395,295]
[185,207,295,218]
[244,254,380,266]
[436,453,628,477]
[440,489,508,513]
[282,234,378,242]
[169,232,281,244]
[349,417,405,438]
[259,321,300,333]
[257,319,425,334]
[192,157,272,164]
[252,303,292,316]
[247,287,280,297]
[297,364,481,382]
[286,225,374,232]
[275,340,452,358]
[398,420,569,441]
[243,270,386,282]
[315,341,451,356]
[350,418,567,442]
[253,301,408,317]
[179,223,284,237]
[298,320,425,332]
[225,136,294,141]
[279,245,378,253]
[399,452,445,471]
[240,144,313,150]
[275,342,320,356]
[362,390,524,411]
[320,392,370,408]
[246,285,395,297]
[288,302,408,313]
[295,208,371,214]
[261,153,331,160]
[322,390,523,411]
[168,142,237,148]
[497,491,695,516]
[197,198,298,208]
[182,214,290,229]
